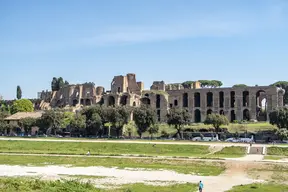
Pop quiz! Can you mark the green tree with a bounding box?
[64,80,69,85]
[233,84,248,88]
[182,81,195,89]
[166,107,191,139]
[270,81,288,105]
[133,106,157,138]
[198,80,223,88]
[11,99,34,114]
[104,106,130,138]
[269,108,288,129]
[204,113,229,135]
[276,129,288,141]
[51,77,58,91]
[123,121,136,138]
[86,112,102,136]
[19,117,37,135]
[61,112,74,128]
[16,85,22,100]
[147,124,159,139]
[70,113,86,135]
[41,109,64,135]
[57,77,65,90]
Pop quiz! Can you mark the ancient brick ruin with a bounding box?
[38,73,285,122]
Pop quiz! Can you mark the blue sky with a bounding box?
[0,0,287,99]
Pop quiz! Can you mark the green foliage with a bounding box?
[133,106,157,138]
[270,81,288,105]
[19,117,37,134]
[198,80,223,88]
[11,99,34,114]
[0,111,9,131]
[233,84,248,88]
[123,121,137,137]
[147,124,160,138]
[16,85,22,100]
[51,77,69,91]
[70,113,86,133]
[0,177,99,192]
[275,128,288,141]
[61,112,74,128]
[167,108,191,139]
[40,109,64,134]
[181,81,195,89]
[86,112,101,135]
[269,108,288,128]
[204,113,229,133]
[228,183,288,192]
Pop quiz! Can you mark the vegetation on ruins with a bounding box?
[270,81,288,105]
[232,84,248,88]
[51,77,69,91]
[133,105,157,138]
[182,81,195,88]
[204,113,229,134]
[167,107,191,139]
[147,123,160,139]
[198,80,223,88]
[16,85,22,100]
[11,99,34,114]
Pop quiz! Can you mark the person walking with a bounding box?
[198,181,203,192]
[86,150,90,156]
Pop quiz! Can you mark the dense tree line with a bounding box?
[269,108,288,140]
[198,80,223,88]
[232,84,248,88]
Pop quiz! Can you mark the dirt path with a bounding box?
[0,164,262,192]
[1,137,288,148]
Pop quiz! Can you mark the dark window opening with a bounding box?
[157,110,161,121]
[219,91,224,108]
[230,91,235,108]
[174,100,178,106]
[194,92,201,107]
[156,94,161,108]
[230,110,236,122]
[243,91,249,107]
[183,93,188,108]
[207,92,213,107]
[194,109,201,123]
[243,109,250,121]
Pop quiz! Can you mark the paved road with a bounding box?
[1,137,288,147]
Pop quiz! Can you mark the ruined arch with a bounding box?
[230,110,236,122]
[194,109,201,123]
[120,95,128,106]
[256,90,267,121]
[243,91,249,107]
[194,92,201,107]
[243,109,250,121]
[219,91,224,108]
[207,109,213,115]
[230,91,235,108]
[183,93,188,108]
[108,96,115,106]
[207,92,213,107]
[141,97,151,105]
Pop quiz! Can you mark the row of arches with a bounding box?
[193,109,254,123]
[107,95,136,107]
[181,90,266,109]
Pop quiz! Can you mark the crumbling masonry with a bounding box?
[38,73,285,122]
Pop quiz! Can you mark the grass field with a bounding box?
[267,147,288,156]
[227,183,288,192]
[206,146,246,158]
[264,155,286,160]
[0,140,210,157]
[0,177,198,192]
[0,155,225,176]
